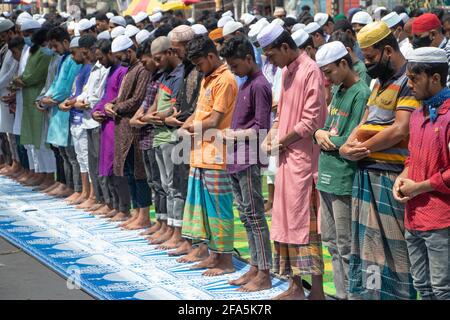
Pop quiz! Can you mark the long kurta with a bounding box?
[271,52,327,245]
[111,61,150,179]
[46,54,82,147]
[13,45,30,136]
[0,50,18,134]
[91,64,127,177]
[20,47,51,148]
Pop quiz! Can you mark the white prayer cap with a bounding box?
[111,26,125,39]
[111,34,133,53]
[243,14,256,26]
[38,18,46,26]
[191,24,208,35]
[217,15,234,28]
[257,23,284,48]
[271,18,285,26]
[304,22,321,34]
[20,18,41,31]
[0,19,14,33]
[90,17,96,25]
[248,18,269,43]
[133,11,148,24]
[68,21,76,30]
[399,13,409,24]
[351,11,373,25]
[77,18,93,31]
[150,12,163,23]
[110,15,126,27]
[2,12,11,18]
[291,23,306,33]
[33,14,41,20]
[125,24,140,38]
[60,12,70,19]
[316,41,349,67]
[222,10,233,18]
[407,47,448,64]
[314,12,329,27]
[16,11,32,26]
[223,21,243,37]
[373,6,387,20]
[291,29,310,48]
[136,29,151,45]
[106,12,114,20]
[70,36,80,49]
[97,30,111,40]
[153,7,162,14]
[287,14,297,19]
[273,7,286,17]
[187,18,195,24]
[381,12,402,28]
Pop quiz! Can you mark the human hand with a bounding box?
[315,129,337,151]
[398,178,421,200]
[92,111,106,122]
[58,102,72,112]
[141,111,163,125]
[393,177,410,203]
[164,108,184,127]
[339,139,370,161]
[104,103,117,119]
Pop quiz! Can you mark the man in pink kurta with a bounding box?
[257,23,327,300]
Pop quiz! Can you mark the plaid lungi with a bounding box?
[349,168,416,300]
[181,167,235,253]
[272,185,324,277]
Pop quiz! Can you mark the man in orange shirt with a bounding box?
[177,36,238,276]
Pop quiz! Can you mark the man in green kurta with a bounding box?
[14,29,52,187]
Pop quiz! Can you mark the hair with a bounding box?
[8,36,24,50]
[373,33,400,52]
[432,8,446,22]
[79,34,97,49]
[333,19,355,36]
[393,6,407,15]
[204,17,218,31]
[298,36,314,50]
[330,31,355,49]
[47,27,70,43]
[30,27,50,54]
[187,35,218,61]
[326,15,335,25]
[301,5,311,11]
[410,9,424,18]
[124,15,136,26]
[265,30,297,50]
[137,38,152,59]
[442,14,450,25]
[96,39,111,54]
[408,61,448,87]
[334,53,353,70]
[220,34,255,61]
[283,17,297,28]
[154,24,172,37]
[95,12,108,22]
[392,20,405,29]
[300,15,314,25]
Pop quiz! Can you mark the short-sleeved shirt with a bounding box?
[190,64,238,170]
[152,63,184,147]
[316,80,370,195]
[227,70,272,174]
[353,60,371,86]
[359,63,420,172]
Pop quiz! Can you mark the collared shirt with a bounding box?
[191,63,238,170]
[76,61,110,129]
[70,63,92,125]
[227,70,272,174]
[359,63,420,172]
[139,71,163,150]
[398,38,413,60]
[405,99,450,231]
[438,37,450,88]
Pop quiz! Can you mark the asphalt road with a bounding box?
[0,237,94,300]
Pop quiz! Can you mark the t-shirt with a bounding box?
[353,60,371,87]
[190,64,237,170]
[227,70,272,174]
[316,80,370,195]
[359,63,420,172]
[152,63,184,147]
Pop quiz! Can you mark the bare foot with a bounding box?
[272,282,305,300]
[101,209,118,219]
[91,204,110,215]
[202,255,235,277]
[158,236,182,250]
[109,212,130,222]
[238,271,272,292]
[141,221,162,236]
[76,198,97,209]
[119,212,139,228]
[168,240,192,256]
[65,192,82,203]
[87,203,104,212]
[147,224,168,241]
[177,245,209,263]
[150,228,173,245]
[123,219,151,230]
[190,254,218,270]
[229,266,258,286]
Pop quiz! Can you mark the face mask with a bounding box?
[24,36,32,47]
[121,53,131,67]
[365,49,395,82]
[412,35,432,49]
[41,47,54,56]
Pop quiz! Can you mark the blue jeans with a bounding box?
[405,228,450,300]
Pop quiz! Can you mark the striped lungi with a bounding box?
[272,185,324,277]
[349,168,416,300]
[181,167,234,253]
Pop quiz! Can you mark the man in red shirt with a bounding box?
[394,46,450,300]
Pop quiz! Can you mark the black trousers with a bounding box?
[87,127,103,202]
